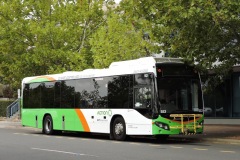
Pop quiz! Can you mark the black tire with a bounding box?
[43,115,54,135]
[112,117,126,141]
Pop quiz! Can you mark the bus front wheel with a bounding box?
[112,117,126,141]
[43,115,54,135]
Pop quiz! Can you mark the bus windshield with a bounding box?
[156,64,203,114]
[158,78,203,114]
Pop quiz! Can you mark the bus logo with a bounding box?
[97,110,112,117]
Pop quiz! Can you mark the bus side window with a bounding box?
[54,82,61,108]
[108,75,131,108]
[23,84,30,108]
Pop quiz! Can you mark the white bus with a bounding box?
[21,57,204,140]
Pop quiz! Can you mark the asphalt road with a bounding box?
[0,127,239,160]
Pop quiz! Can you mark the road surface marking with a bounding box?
[55,136,63,139]
[171,146,183,149]
[81,138,90,141]
[193,148,208,151]
[112,141,122,144]
[149,144,161,147]
[230,143,239,145]
[23,134,30,136]
[220,151,235,153]
[68,138,76,140]
[96,140,105,142]
[31,147,99,157]
[130,142,140,145]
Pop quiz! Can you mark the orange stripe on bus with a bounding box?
[30,76,56,82]
[38,76,56,81]
[75,109,90,132]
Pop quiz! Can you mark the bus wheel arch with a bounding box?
[110,115,126,141]
[42,114,54,135]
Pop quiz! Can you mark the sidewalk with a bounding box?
[0,119,239,144]
[169,124,240,144]
[203,124,240,140]
[0,120,22,128]
[198,124,240,144]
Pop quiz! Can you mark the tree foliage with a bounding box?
[0,0,105,89]
[90,12,150,68]
[1,0,240,95]
[90,0,159,68]
[125,0,240,74]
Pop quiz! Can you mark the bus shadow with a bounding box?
[31,130,208,146]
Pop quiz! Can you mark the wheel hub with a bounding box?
[115,123,123,135]
[45,120,51,132]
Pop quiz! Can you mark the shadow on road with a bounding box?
[28,130,208,146]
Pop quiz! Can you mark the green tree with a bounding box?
[90,1,157,68]
[120,0,240,74]
[0,0,105,90]
[90,13,147,68]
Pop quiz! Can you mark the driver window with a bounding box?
[134,87,152,108]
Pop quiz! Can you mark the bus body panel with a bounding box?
[22,108,153,135]
[21,57,204,138]
[22,109,83,131]
[152,115,204,135]
[22,108,204,135]
[80,109,152,135]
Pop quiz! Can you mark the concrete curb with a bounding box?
[0,121,21,128]
[169,135,240,145]
[202,138,240,145]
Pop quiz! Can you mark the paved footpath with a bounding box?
[199,124,240,144]
[169,124,240,144]
[203,125,240,139]
[0,120,240,144]
[0,120,22,129]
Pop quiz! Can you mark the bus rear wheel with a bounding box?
[43,115,54,135]
[112,117,126,141]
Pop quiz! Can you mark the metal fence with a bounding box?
[6,99,20,118]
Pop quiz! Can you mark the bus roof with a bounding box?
[22,57,184,83]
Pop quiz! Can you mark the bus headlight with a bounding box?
[199,120,204,126]
[154,122,170,130]
[198,120,204,126]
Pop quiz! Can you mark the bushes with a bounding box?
[0,100,14,117]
